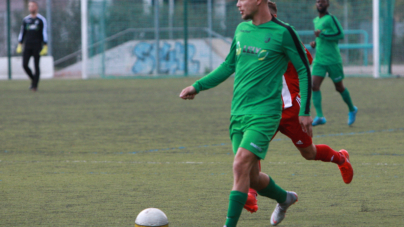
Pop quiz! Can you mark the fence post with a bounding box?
[387,0,395,75]
[101,0,106,77]
[343,0,348,65]
[81,0,88,79]
[169,0,174,40]
[46,0,52,56]
[7,0,11,80]
[154,0,160,75]
[183,0,188,76]
[373,0,380,78]
[208,0,213,72]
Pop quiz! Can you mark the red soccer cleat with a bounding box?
[244,192,258,213]
[338,150,354,184]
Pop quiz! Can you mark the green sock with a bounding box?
[312,90,324,118]
[340,88,355,112]
[224,191,248,227]
[257,176,287,204]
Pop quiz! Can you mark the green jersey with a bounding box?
[192,18,311,117]
[313,13,344,65]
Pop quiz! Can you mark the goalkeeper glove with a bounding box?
[16,43,22,54]
[40,45,48,56]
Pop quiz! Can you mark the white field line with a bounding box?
[0,160,403,166]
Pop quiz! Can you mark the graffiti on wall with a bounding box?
[132,41,200,75]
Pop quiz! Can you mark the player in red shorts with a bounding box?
[243,1,354,215]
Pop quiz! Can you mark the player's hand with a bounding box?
[299,116,313,138]
[16,43,22,54]
[40,45,48,56]
[314,30,321,37]
[179,86,197,100]
[310,41,316,49]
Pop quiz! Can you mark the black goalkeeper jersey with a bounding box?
[18,14,48,46]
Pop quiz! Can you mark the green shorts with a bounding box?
[312,62,345,83]
[229,114,281,160]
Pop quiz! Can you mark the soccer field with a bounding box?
[0,78,403,226]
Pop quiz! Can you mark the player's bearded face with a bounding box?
[316,0,328,14]
[28,2,38,14]
[237,0,259,20]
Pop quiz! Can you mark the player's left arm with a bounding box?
[39,15,48,55]
[282,27,313,136]
[39,15,48,45]
[282,28,311,116]
[319,15,345,40]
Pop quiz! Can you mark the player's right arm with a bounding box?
[310,18,317,49]
[18,19,26,44]
[180,38,236,99]
[192,38,236,93]
[16,19,26,54]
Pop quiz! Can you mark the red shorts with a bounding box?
[274,98,312,148]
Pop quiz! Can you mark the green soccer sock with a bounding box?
[340,88,355,112]
[313,90,324,118]
[224,191,248,227]
[257,176,287,204]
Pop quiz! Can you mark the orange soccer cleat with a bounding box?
[338,149,354,184]
[244,192,258,213]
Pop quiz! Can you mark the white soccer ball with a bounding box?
[135,208,169,227]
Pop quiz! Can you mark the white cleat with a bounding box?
[270,191,298,226]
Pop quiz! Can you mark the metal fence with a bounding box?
[1,0,402,79]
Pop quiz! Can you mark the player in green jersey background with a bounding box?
[310,0,358,126]
[180,0,312,226]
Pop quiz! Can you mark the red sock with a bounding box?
[315,144,345,165]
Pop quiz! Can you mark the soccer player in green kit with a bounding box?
[179,0,312,226]
[310,0,358,126]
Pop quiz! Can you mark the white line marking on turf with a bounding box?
[1,160,403,166]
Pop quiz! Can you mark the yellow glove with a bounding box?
[40,45,48,56]
[16,43,22,54]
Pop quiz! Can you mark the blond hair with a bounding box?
[268,1,277,15]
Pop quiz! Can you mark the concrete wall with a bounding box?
[57,38,230,77]
[0,56,54,80]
